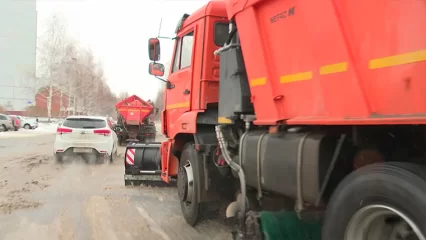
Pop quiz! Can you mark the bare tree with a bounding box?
[35,14,69,121]
[65,49,116,116]
[118,91,130,101]
[27,14,119,119]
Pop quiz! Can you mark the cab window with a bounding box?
[214,22,229,47]
[172,38,181,73]
[172,31,194,72]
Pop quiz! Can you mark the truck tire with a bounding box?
[322,162,426,240]
[177,143,205,226]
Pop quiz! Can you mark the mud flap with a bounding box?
[160,139,179,183]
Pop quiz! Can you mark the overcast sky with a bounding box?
[36,0,209,100]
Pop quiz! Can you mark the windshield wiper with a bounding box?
[82,126,96,129]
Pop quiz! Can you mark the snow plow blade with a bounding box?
[124,142,162,185]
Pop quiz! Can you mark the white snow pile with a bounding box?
[33,123,59,133]
[0,123,58,138]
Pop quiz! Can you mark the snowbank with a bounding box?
[33,123,58,133]
[0,123,58,138]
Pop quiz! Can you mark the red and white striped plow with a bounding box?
[126,148,135,165]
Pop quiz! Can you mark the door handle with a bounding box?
[183,89,190,95]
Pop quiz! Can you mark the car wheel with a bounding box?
[108,148,114,163]
[54,153,64,164]
[0,125,5,132]
[109,146,118,163]
[322,162,426,240]
[24,124,30,129]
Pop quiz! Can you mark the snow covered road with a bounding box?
[0,123,232,240]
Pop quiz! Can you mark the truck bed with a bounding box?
[228,0,426,125]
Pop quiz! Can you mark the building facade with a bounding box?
[0,0,37,114]
[31,86,70,118]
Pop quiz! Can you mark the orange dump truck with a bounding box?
[114,95,156,145]
[127,0,426,239]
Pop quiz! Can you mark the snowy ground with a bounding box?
[0,123,231,240]
[0,123,58,139]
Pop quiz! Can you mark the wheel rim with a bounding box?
[345,204,425,240]
[177,160,194,206]
[24,125,29,129]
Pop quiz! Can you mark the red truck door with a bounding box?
[165,28,195,132]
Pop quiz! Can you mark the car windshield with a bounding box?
[62,118,106,129]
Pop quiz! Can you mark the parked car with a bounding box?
[10,115,38,129]
[0,114,14,132]
[53,116,118,164]
[9,116,20,131]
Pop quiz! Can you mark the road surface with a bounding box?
[0,132,232,240]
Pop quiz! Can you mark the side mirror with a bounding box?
[149,62,165,77]
[148,38,160,61]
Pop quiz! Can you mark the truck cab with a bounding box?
[149,1,229,139]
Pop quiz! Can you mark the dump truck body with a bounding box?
[223,0,426,125]
[115,95,156,145]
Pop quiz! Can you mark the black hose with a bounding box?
[215,125,247,236]
[226,28,237,45]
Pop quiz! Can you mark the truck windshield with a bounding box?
[214,22,229,47]
[62,118,106,129]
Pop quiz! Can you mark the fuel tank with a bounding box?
[239,130,339,205]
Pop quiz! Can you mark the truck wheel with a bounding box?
[177,143,205,226]
[322,162,426,240]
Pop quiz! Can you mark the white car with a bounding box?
[12,115,38,129]
[53,116,118,164]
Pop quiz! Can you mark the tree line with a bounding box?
[32,14,118,120]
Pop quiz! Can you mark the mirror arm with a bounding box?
[157,36,175,40]
[155,76,167,82]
